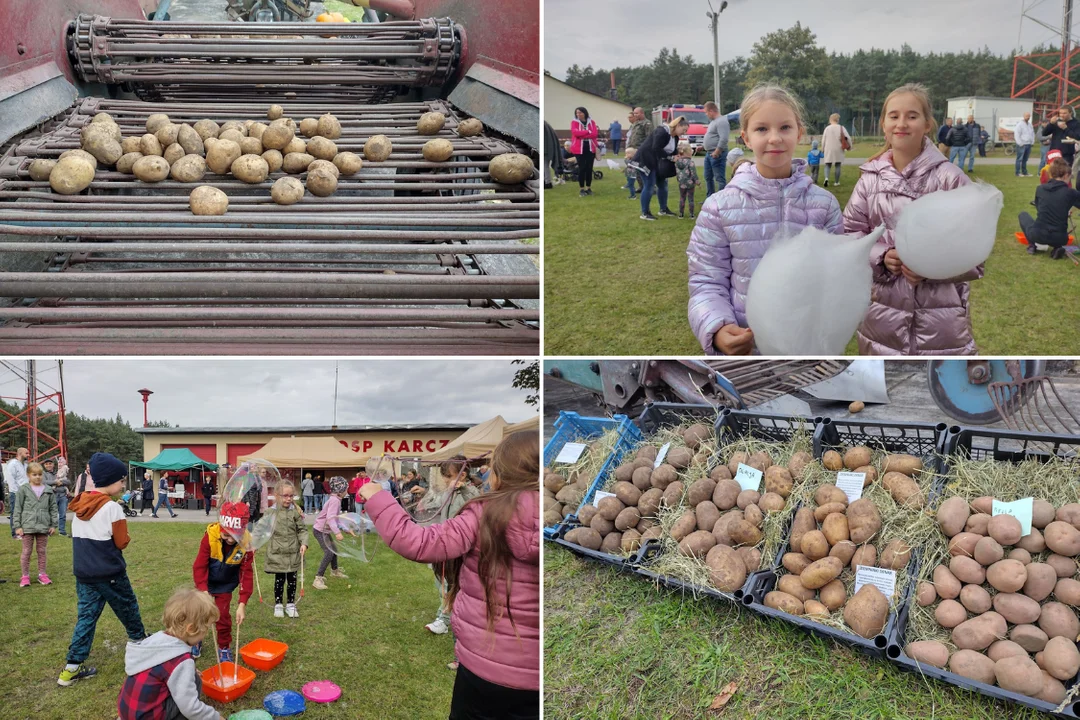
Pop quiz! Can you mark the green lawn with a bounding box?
[1,522,454,719]
[543,545,1044,720]
[544,162,1080,355]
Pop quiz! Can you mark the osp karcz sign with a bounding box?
[339,438,452,454]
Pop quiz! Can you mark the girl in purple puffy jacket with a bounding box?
[843,83,979,355]
[687,85,844,355]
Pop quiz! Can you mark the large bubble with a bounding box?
[326,512,376,562]
[219,458,281,551]
[365,455,394,483]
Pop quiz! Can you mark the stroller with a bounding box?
[118,491,138,517]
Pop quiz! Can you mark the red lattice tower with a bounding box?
[0,361,67,464]
[1012,0,1080,119]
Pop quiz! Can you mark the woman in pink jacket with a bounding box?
[844,83,980,355]
[569,107,598,197]
[688,84,844,355]
[359,431,539,719]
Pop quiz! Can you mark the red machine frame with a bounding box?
[0,387,67,465]
[1011,48,1080,119]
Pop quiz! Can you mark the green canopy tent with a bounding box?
[130,448,219,509]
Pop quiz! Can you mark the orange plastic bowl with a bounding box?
[240,638,289,671]
[201,662,256,702]
[1016,231,1076,245]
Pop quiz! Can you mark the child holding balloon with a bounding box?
[687,84,844,355]
[311,476,350,590]
[358,431,539,719]
[843,83,978,355]
[192,501,253,663]
[262,480,307,619]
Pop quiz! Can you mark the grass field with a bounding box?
[544,159,1080,356]
[0,522,454,720]
[543,545,1046,720]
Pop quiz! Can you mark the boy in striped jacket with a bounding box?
[59,452,147,687]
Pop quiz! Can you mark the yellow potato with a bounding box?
[189,185,228,215]
[364,134,393,162]
[332,152,362,176]
[48,156,95,194]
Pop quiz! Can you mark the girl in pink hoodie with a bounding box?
[688,84,844,355]
[359,431,539,719]
[843,83,978,355]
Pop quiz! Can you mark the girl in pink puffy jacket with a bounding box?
[358,431,539,719]
[688,85,844,355]
[844,83,979,355]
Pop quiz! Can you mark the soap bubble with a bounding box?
[746,225,884,355]
[326,512,376,562]
[365,455,394,483]
[894,182,1003,280]
[219,458,280,551]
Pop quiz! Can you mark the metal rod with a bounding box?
[0,242,535,255]
[0,307,538,322]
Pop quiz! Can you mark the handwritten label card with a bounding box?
[554,442,586,464]
[835,472,867,503]
[992,497,1034,537]
[734,463,763,493]
[653,443,671,469]
[854,565,897,599]
[592,491,617,508]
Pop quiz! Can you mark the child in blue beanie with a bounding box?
[58,452,147,687]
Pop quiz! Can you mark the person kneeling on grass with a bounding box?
[192,501,252,663]
[357,431,539,720]
[1020,157,1080,259]
[118,589,224,720]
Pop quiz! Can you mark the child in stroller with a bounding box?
[117,490,138,517]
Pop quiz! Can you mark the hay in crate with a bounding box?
[770,443,943,634]
[906,454,1080,651]
[546,426,624,528]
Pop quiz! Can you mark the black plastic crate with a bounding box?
[629,409,819,603]
[637,402,721,436]
[550,522,639,571]
[885,424,1080,718]
[742,416,948,659]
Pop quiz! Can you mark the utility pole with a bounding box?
[706,1,728,110]
[1063,0,1075,107]
[26,360,37,458]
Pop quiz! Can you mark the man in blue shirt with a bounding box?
[703,101,730,196]
[608,119,622,155]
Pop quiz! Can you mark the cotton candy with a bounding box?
[893,182,1003,280]
[745,225,885,355]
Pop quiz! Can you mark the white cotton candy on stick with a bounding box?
[893,182,1003,280]
[746,225,885,355]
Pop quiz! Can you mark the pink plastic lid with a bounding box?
[301,681,341,703]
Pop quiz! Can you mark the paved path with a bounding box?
[4,505,331,528]
[595,153,1029,168]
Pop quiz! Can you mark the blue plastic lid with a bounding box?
[263,690,306,716]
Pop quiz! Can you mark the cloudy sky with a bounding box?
[0,360,535,428]
[546,0,1066,78]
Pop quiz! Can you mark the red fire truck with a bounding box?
[652,104,711,153]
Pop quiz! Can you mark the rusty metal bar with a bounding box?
[0,307,538,322]
[0,242,535,255]
[0,327,534,341]
[0,340,533,356]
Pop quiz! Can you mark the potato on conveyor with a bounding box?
[170,154,206,183]
[317,113,342,140]
[305,164,338,197]
[282,152,315,174]
[364,134,392,161]
[457,118,483,137]
[206,139,242,175]
[132,155,171,183]
[299,118,319,138]
[308,159,339,178]
[240,137,263,156]
[332,152,362,176]
[60,148,98,170]
[139,133,163,158]
[48,156,95,194]
[261,119,295,151]
[271,176,304,205]
[262,149,283,173]
[189,185,228,215]
[417,111,446,135]
[81,124,123,165]
[155,123,179,147]
[231,154,270,184]
[267,104,284,120]
[163,143,186,165]
[145,113,171,134]
[308,136,338,161]
[282,137,307,156]
[28,159,57,181]
[488,153,533,184]
[422,138,454,162]
[193,119,220,141]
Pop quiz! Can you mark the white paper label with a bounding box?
[835,472,867,503]
[734,463,763,492]
[653,443,671,468]
[992,498,1034,537]
[592,491,617,508]
[854,565,897,599]
[554,442,587,464]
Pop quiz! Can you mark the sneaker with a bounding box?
[285,603,299,618]
[585,188,593,196]
[579,189,587,197]
[640,213,656,221]
[1027,243,1038,255]
[58,664,97,686]
[274,603,285,618]
[217,648,232,663]
[20,575,30,587]
[38,573,51,585]
[312,576,328,590]
[823,179,829,187]
[330,568,349,579]
[628,194,636,199]
[447,661,459,671]
[191,641,202,659]
[834,181,841,187]
[678,212,685,219]
[425,618,450,635]
[1051,246,1066,260]
[657,209,676,217]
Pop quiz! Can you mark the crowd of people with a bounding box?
[3,431,540,720]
